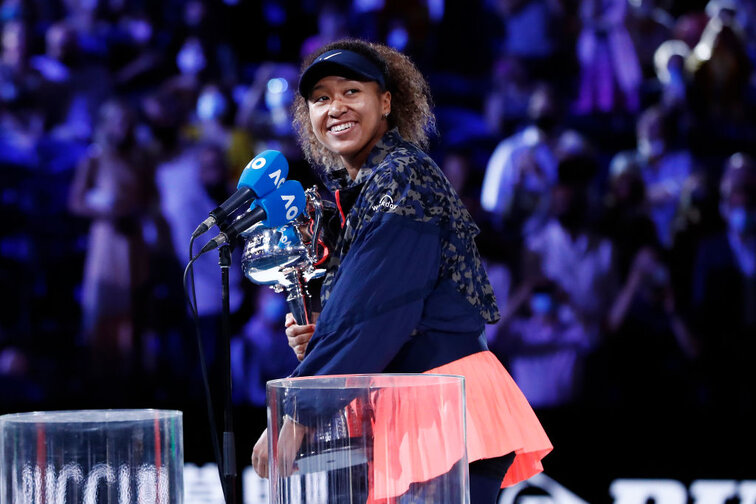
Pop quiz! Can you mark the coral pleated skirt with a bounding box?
[369,350,553,500]
[429,350,553,485]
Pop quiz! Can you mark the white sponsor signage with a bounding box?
[182,465,756,504]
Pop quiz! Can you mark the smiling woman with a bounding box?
[252,39,552,504]
[292,39,434,175]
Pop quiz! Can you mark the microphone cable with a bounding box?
[183,237,228,503]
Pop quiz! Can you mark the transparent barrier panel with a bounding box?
[0,409,183,504]
[267,374,468,503]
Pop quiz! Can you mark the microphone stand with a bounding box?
[218,245,238,504]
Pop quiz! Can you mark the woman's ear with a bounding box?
[382,91,392,118]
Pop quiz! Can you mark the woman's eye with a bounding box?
[313,95,329,103]
[345,89,360,95]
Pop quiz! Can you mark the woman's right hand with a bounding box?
[252,429,269,478]
[285,312,318,361]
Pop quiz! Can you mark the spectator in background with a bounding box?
[585,150,700,407]
[231,287,298,406]
[574,0,642,114]
[495,275,593,409]
[601,245,699,406]
[235,62,300,163]
[653,39,691,109]
[493,151,618,408]
[492,0,564,80]
[609,105,693,248]
[31,20,111,141]
[686,0,752,124]
[481,85,580,237]
[167,34,208,111]
[526,150,617,327]
[299,2,349,60]
[67,99,155,380]
[110,8,171,93]
[668,171,721,313]
[600,154,659,278]
[691,152,756,410]
[151,93,246,391]
[188,83,232,147]
[0,18,32,107]
[483,55,534,137]
[0,19,44,165]
[186,82,255,180]
[441,145,483,216]
[626,0,674,79]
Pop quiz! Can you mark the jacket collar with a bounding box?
[323,128,403,192]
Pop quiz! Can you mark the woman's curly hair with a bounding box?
[292,39,436,171]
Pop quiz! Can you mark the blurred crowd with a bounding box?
[0,0,754,417]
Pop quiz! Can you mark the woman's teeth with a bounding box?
[331,122,354,133]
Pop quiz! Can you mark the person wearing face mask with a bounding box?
[493,276,593,409]
[520,151,619,383]
[250,39,552,504]
[481,84,585,237]
[690,152,756,410]
[609,106,693,249]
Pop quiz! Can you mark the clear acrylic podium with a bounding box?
[267,374,469,503]
[0,409,183,504]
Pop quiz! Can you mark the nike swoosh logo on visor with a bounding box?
[322,52,342,61]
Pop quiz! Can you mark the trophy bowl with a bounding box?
[240,223,310,287]
[240,186,327,325]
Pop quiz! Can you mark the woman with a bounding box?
[68,99,156,379]
[252,39,552,503]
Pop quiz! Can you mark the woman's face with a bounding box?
[307,75,391,173]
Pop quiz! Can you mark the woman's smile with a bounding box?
[328,121,356,134]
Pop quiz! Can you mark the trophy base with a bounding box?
[296,445,368,473]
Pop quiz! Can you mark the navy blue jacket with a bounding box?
[286,129,499,423]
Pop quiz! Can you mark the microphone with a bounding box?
[192,150,289,238]
[199,180,306,255]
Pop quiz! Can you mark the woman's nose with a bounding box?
[328,97,347,116]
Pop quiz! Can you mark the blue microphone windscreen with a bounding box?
[254,180,306,228]
[237,150,289,197]
[276,225,301,249]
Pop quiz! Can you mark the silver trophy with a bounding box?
[240,186,327,325]
[241,187,368,473]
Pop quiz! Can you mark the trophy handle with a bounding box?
[284,270,312,325]
[304,187,324,261]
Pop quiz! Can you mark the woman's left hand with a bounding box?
[277,416,308,477]
[285,312,319,361]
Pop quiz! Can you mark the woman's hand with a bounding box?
[251,429,269,478]
[277,416,308,477]
[285,312,319,361]
[251,419,308,479]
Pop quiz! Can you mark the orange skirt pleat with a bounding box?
[425,350,553,488]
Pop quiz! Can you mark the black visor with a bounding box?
[298,49,386,98]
